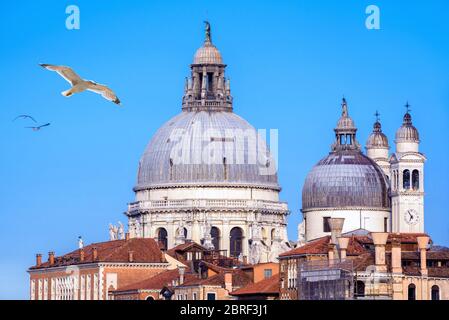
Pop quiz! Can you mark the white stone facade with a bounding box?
[126,186,289,260]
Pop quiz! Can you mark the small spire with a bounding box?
[374,110,380,122]
[405,101,411,114]
[204,20,212,44]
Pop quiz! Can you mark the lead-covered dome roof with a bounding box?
[135,111,279,191]
[302,150,390,211]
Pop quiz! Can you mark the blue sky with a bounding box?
[0,0,448,299]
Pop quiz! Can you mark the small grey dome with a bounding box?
[366,121,389,149]
[135,111,279,191]
[395,112,419,143]
[302,150,390,212]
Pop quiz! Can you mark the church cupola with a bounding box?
[366,111,390,178]
[395,102,420,153]
[331,98,361,152]
[182,21,233,112]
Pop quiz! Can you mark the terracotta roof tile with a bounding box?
[279,237,331,257]
[30,238,165,269]
[180,268,252,288]
[230,274,279,296]
[115,268,197,291]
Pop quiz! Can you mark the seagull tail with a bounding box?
[62,89,73,97]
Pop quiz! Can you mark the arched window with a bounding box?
[403,170,411,190]
[230,227,243,258]
[431,285,440,300]
[261,227,268,242]
[211,227,220,250]
[271,229,276,244]
[412,170,420,190]
[408,283,416,300]
[183,227,188,239]
[157,228,168,250]
[145,296,155,301]
[354,281,365,298]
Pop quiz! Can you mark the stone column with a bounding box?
[222,221,230,257]
[371,232,389,272]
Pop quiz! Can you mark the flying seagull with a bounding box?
[25,123,51,131]
[39,64,121,105]
[13,115,37,123]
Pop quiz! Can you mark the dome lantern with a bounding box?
[331,98,361,152]
[183,21,232,112]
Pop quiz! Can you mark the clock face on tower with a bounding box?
[404,209,420,225]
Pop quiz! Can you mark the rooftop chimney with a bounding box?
[128,250,134,263]
[328,243,336,265]
[125,232,130,241]
[224,272,233,293]
[391,236,402,274]
[36,254,42,267]
[329,218,345,244]
[417,236,430,276]
[79,248,85,262]
[178,266,186,285]
[92,247,98,261]
[329,218,345,259]
[371,232,389,272]
[337,237,350,260]
[48,252,55,266]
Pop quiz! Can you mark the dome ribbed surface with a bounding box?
[302,150,390,211]
[135,111,279,191]
[193,43,223,65]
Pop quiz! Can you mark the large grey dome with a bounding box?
[302,150,390,211]
[135,111,280,191]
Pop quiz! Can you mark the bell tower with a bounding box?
[390,103,426,233]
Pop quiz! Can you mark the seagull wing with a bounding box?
[13,115,37,122]
[86,82,121,105]
[38,123,51,128]
[40,64,83,86]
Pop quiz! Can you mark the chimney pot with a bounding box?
[128,250,134,263]
[391,237,402,274]
[48,252,55,266]
[79,248,85,262]
[328,243,335,264]
[92,247,98,261]
[337,237,350,260]
[224,272,233,292]
[36,254,42,267]
[371,232,389,272]
[178,266,186,285]
[416,236,430,275]
[125,232,130,241]
[329,218,345,244]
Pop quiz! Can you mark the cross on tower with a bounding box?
[405,101,411,113]
[374,110,380,122]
